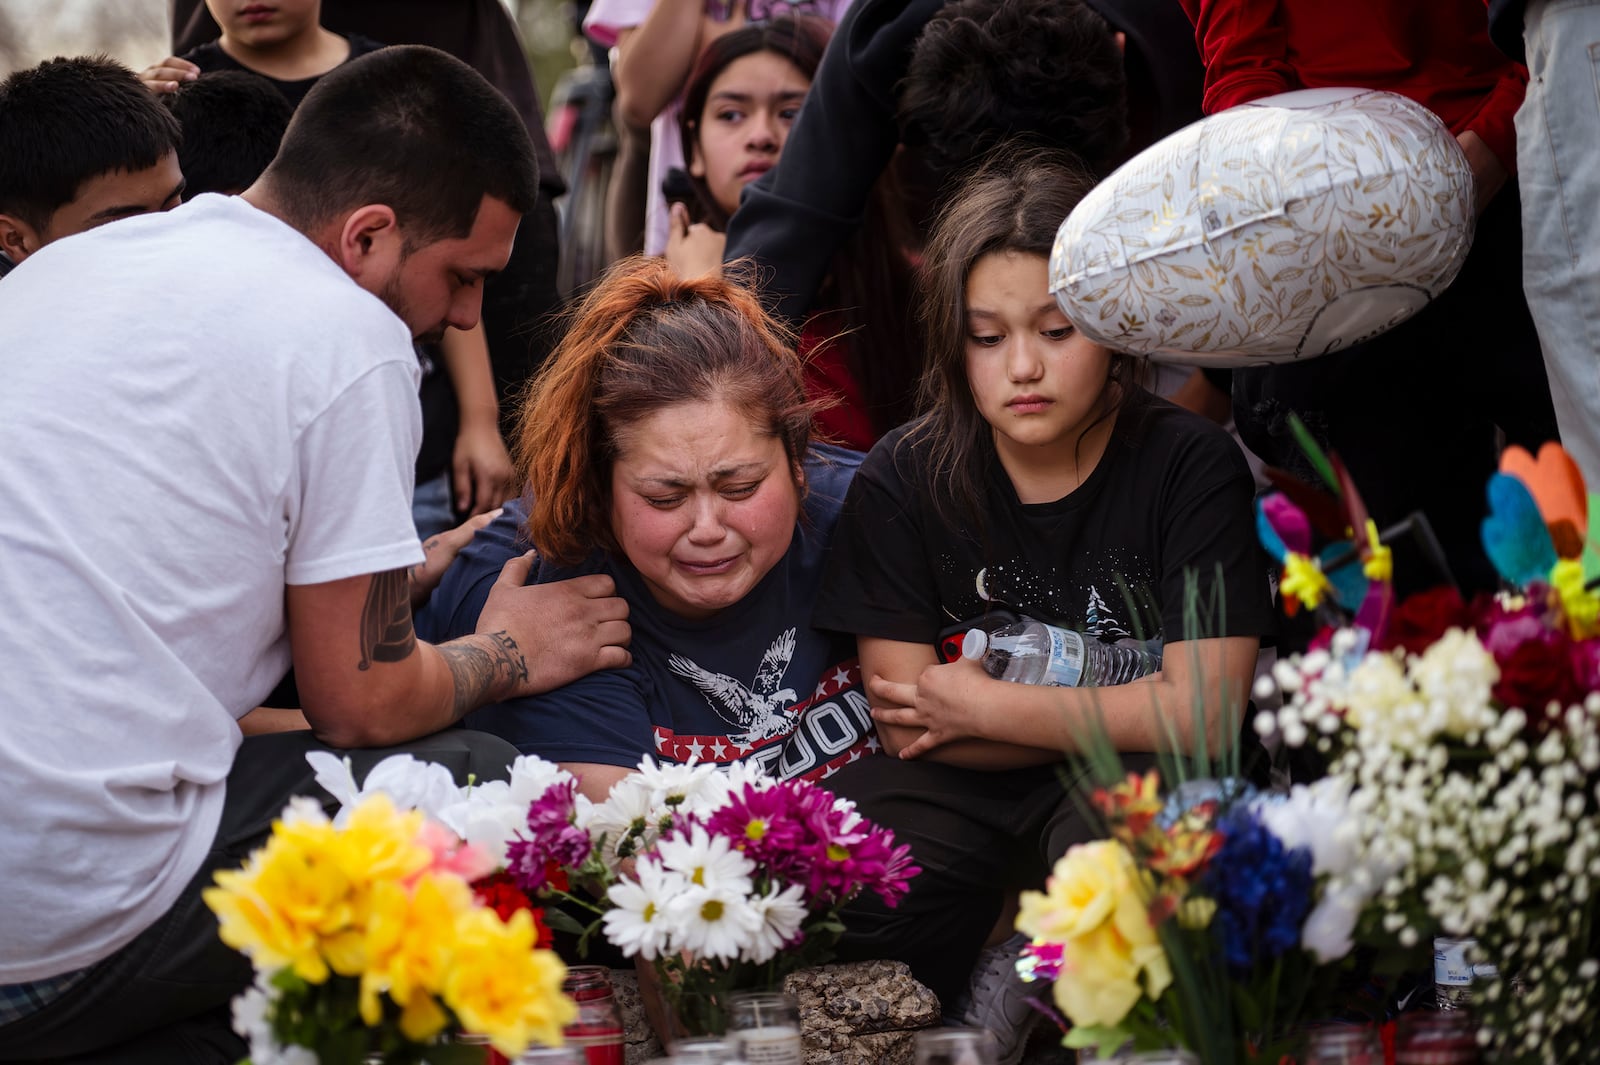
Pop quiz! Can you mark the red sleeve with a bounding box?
[1178,0,1300,115]
[1457,65,1527,175]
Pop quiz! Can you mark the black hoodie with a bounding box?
[721,0,1204,326]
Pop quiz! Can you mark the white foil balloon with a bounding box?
[1050,87,1476,366]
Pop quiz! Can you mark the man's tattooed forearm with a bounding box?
[358,568,416,670]
[438,631,529,717]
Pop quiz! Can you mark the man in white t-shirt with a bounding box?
[0,46,631,1062]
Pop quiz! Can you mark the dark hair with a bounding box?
[164,70,292,199]
[261,45,539,245]
[679,17,922,437]
[910,145,1140,528]
[898,0,1128,188]
[0,55,181,229]
[516,256,812,564]
[679,16,830,232]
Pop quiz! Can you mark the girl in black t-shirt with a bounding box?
[813,148,1271,1028]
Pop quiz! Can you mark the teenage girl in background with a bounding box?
[665,16,920,451]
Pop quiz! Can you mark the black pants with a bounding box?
[482,192,565,442]
[822,756,1143,1008]
[1233,181,1559,597]
[0,729,520,1064]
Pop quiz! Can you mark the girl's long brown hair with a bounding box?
[909,144,1140,532]
[515,256,811,564]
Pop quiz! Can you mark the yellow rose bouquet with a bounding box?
[203,793,576,1065]
[1014,763,1398,1064]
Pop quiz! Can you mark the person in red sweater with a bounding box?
[1179,0,1522,214]
[1176,0,1559,597]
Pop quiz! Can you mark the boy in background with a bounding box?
[163,69,293,199]
[142,3,516,530]
[146,0,383,106]
[0,55,185,280]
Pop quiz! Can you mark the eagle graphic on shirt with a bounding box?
[668,628,800,745]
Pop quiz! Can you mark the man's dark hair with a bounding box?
[0,55,181,229]
[898,0,1128,186]
[164,71,292,200]
[262,45,539,245]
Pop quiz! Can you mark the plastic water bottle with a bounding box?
[960,618,1160,687]
[1434,937,1498,1011]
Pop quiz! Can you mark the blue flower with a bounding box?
[1200,807,1314,973]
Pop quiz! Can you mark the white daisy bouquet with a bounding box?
[508,757,919,1034]
[318,752,919,1035]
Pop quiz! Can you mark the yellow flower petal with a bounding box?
[446,909,576,1058]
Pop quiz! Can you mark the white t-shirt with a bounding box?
[0,194,425,982]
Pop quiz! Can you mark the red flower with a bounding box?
[532,906,554,950]
[473,871,535,923]
[1378,586,1469,656]
[472,871,556,949]
[1494,635,1582,730]
[1572,638,1600,692]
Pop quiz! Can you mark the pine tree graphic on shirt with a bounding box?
[668,628,801,744]
[1083,584,1132,639]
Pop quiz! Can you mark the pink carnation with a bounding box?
[415,819,499,884]
[507,778,590,895]
[705,779,919,908]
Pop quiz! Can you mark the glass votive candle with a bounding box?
[728,991,803,1065]
[913,1027,999,1065]
[515,1048,590,1065]
[562,965,626,1065]
[671,1036,740,1065]
[454,1034,586,1065]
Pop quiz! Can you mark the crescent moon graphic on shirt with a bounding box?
[975,568,991,602]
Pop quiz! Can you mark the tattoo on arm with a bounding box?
[357,568,416,670]
[410,538,442,583]
[438,631,529,718]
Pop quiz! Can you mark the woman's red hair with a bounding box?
[515,256,811,564]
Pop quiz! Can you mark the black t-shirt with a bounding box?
[181,34,387,109]
[814,394,1273,650]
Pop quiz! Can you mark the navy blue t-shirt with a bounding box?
[417,445,878,781]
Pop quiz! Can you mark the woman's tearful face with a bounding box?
[609,398,801,620]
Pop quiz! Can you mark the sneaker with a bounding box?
[955,932,1042,1065]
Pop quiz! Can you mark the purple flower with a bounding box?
[506,778,590,895]
[703,779,920,908]
[1201,807,1313,974]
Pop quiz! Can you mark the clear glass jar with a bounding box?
[452,1033,587,1065]
[672,1035,741,1065]
[515,1048,588,1065]
[563,966,627,1065]
[728,992,802,1065]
